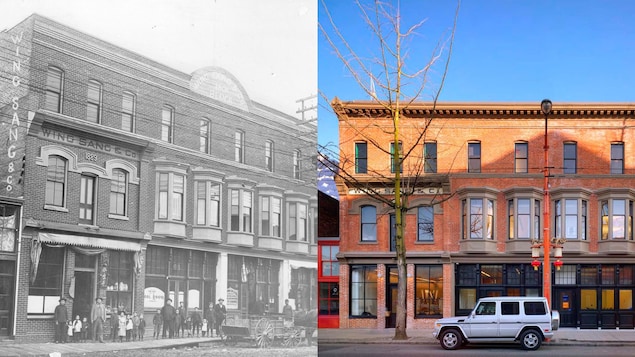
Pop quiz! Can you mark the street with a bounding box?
[63,344,317,357]
[318,344,635,357]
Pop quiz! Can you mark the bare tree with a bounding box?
[319,0,460,340]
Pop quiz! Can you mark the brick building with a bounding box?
[0,15,316,342]
[333,99,635,330]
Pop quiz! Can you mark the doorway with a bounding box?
[72,271,95,321]
[385,265,399,328]
[555,288,577,328]
[0,260,15,338]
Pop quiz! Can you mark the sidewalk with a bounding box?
[0,336,217,357]
[318,327,635,346]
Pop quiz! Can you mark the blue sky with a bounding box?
[318,0,635,152]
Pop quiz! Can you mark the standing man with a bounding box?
[282,299,294,327]
[53,297,68,343]
[213,298,226,338]
[90,297,106,343]
[161,298,176,338]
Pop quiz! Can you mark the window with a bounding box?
[515,142,528,173]
[390,141,403,173]
[563,142,577,174]
[230,189,252,232]
[524,301,546,315]
[611,142,624,174]
[320,245,339,277]
[424,142,437,173]
[508,198,541,239]
[106,251,134,314]
[265,140,274,172]
[293,150,301,179]
[195,181,220,227]
[45,66,63,113]
[601,199,634,240]
[417,206,434,241]
[0,204,18,252]
[121,91,135,132]
[161,106,174,143]
[289,202,307,241]
[462,198,494,239]
[355,142,368,174]
[234,131,244,163]
[86,80,102,123]
[501,302,520,315]
[28,245,64,314]
[468,142,481,173]
[319,282,339,316]
[261,196,281,237]
[476,301,496,315]
[360,205,377,242]
[79,175,96,225]
[158,172,185,221]
[45,155,66,207]
[350,265,377,317]
[555,198,587,240]
[415,265,443,316]
[200,118,211,154]
[110,169,127,216]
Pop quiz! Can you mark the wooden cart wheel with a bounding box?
[283,327,302,348]
[255,318,273,348]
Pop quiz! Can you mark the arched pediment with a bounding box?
[190,66,251,112]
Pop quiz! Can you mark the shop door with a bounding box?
[0,260,15,337]
[386,285,397,328]
[555,288,577,328]
[72,271,94,321]
[580,288,598,329]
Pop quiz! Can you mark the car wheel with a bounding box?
[520,329,542,350]
[440,328,462,350]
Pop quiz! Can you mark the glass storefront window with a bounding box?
[581,266,598,285]
[415,265,443,317]
[619,290,633,310]
[350,265,377,317]
[458,288,476,310]
[480,265,502,285]
[581,289,597,310]
[602,289,615,310]
[106,251,133,313]
[319,282,339,315]
[554,265,576,285]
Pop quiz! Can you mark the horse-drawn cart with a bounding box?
[221,311,304,348]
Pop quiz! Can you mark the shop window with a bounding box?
[462,198,494,239]
[45,66,63,112]
[146,246,168,275]
[581,265,598,285]
[554,265,577,285]
[619,266,634,285]
[601,199,634,240]
[415,265,443,317]
[563,142,577,174]
[602,266,616,285]
[260,196,281,237]
[121,91,135,132]
[0,204,18,252]
[106,251,133,313]
[355,142,367,174]
[619,290,633,310]
[360,205,377,242]
[458,288,476,310]
[290,267,315,312]
[514,142,528,173]
[320,245,339,277]
[480,265,503,285]
[350,265,377,317]
[424,142,437,173]
[467,142,481,173]
[581,289,597,310]
[319,282,339,315]
[195,181,221,227]
[230,189,252,232]
[45,155,67,208]
[555,198,587,240]
[28,245,65,314]
[171,249,187,277]
[86,80,102,123]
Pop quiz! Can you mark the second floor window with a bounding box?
[320,245,340,277]
[110,169,128,216]
[235,131,244,163]
[508,198,540,239]
[424,142,437,173]
[79,175,96,225]
[161,106,174,143]
[611,142,624,174]
[158,173,184,221]
[261,196,281,237]
[45,66,63,113]
[87,80,102,123]
[417,206,434,241]
[515,142,528,173]
[195,181,220,227]
[230,189,252,232]
[121,92,135,132]
[462,198,494,239]
[360,205,377,241]
[45,155,66,207]
[601,199,634,240]
[289,202,307,241]
[563,142,577,174]
[355,142,368,174]
[555,198,587,240]
[468,142,481,173]
[293,150,301,179]
[265,140,274,172]
[200,119,211,154]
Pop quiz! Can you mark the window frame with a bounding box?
[45,66,63,113]
[601,198,634,240]
[109,169,128,217]
[230,188,253,233]
[45,155,67,208]
[265,140,274,172]
[260,195,281,237]
[611,142,624,174]
[350,265,378,318]
[195,180,221,227]
[462,197,495,240]
[514,142,528,173]
[563,142,577,174]
[235,131,245,163]
[554,197,588,240]
[86,79,102,123]
[507,197,541,240]
[360,205,377,242]
[288,201,308,241]
[121,91,135,132]
[417,206,434,242]
[161,106,174,143]
[468,141,481,173]
[200,118,211,154]
[28,245,65,314]
[414,265,443,318]
[157,172,186,222]
[424,142,437,174]
[355,142,368,174]
[293,150,301,179]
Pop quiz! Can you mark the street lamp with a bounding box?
[539,99,554,304]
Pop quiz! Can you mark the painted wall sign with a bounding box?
[190,67,250,112]
[35,126,138,159]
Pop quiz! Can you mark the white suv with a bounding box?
[432,296,559,351]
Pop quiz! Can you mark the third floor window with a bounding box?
[611,142,624,174]
[161,106,174,143]
[265,140,274,172]
[514,142,528,173]
[424,142,437,173]
[45,66,63,113]
[235,131,245,163]
[468,142,481,173]
[121,92,135,132]
[200,119,211,154]
[355,142,368,174]
[563,142,577,174]
[86,80,102,123]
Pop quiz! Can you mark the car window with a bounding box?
[475,302,496,315]
[501,302,519,315]
[524,301,547,315]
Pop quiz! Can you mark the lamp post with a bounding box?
[540,99,552,305]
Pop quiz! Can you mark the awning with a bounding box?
[289,259,317,270]
[38,232,141,252]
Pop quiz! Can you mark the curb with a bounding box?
[318,339,635,347]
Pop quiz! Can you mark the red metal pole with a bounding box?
[543,113,551,305]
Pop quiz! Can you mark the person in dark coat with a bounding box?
[53,298,68,343]
[109,308,119,342]
[204,303,216,337]
[160,298,176,338]
[152,309,163,339]
[213,298,226,337]
[191,307,202,337]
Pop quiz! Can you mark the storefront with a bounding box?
[0,200,20,338]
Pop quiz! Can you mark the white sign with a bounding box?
[226,287,239,310]
[144,287,165,309]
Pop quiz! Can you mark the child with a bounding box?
[66,320,73,343]
[81,317,89,342]
[138,314,146,341]
[72,315,82,343]
[184,317,192,337]
[126,314,133,342]
[201,319,208,337]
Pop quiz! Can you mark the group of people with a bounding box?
[109,309,146,342]
[53,297,128,343]
[153,298,227,339]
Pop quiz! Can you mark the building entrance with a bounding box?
[385,265,398,328]
[72,271,95,321]
[0,260,15,338]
